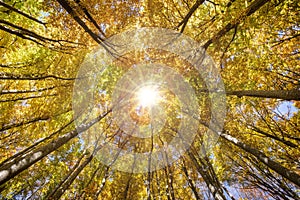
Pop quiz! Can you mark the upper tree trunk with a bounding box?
[220,132,300,187]
[187,152,227,200]
[182,161,201,200]
[226,90,300,101]
[0,110,111,186]
[48,154,94,199]
[194,118,300,188]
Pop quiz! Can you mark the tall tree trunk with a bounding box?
[46,152,87,198]
[194,116,300,188]
[220,131,300,187]
[182,160,201,200]
[78,163,105,199]
[167,126,229,200]
[124,154,136,200]
[95,166,110,198]
[48,154,94,199]
[0,110,111,186]
[198,89,300,100]
[0,116,74,169]
[56,0,108,51]
[187,152,227,200]
[226,90,300,100]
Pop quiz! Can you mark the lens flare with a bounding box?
[137,85,160,107]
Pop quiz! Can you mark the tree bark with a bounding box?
[48,154,94,199]
[226,90,300,101]
[167,126,229,200]
[56,0,104,45]
[187,152,227,200]
[192,117,300,188]
[182,160,201,200]
[46,152,86,198]
[178,0,205,33]
[220,131,300,187]
[0,110,111,186]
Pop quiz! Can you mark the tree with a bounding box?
[0,0,299,199]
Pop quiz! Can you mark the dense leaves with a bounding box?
[0,0,299,199]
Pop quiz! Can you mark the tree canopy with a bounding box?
[0,0,299,199]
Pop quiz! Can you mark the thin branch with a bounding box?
[0,109,72,132]
[0,1,46,25]
[0,93,57,103]
[0,25,44,46]
[203,0,271,49]
[220,24,238,66]
[271,33,300,47]
[0,19,83,46]
[0,84,71,95]
[0,72,78,81]
[177,0,205,33]
[56,0,104,46]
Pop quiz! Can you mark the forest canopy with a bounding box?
[0,0,299,199]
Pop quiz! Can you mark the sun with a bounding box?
[136,85,161,107]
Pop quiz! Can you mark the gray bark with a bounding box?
[0,110,111,186]
[220,131,300,187]
[226,90,300,101]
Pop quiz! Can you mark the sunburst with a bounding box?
[136,85,161,108]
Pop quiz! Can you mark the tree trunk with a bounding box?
[182,160,201,200]
[226,90,300,101]
[220,131,300,187]
[187,152,227,200]
[46,153,87,198]
[167,126,228,200]
[48,154,94,199]
[193,116,300,188]
[0,110,111,186]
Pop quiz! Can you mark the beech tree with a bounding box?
[0,0,299,199]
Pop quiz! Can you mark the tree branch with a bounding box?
[177,0,205,33]
[203,0,271,49]
[0,1,46,25]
